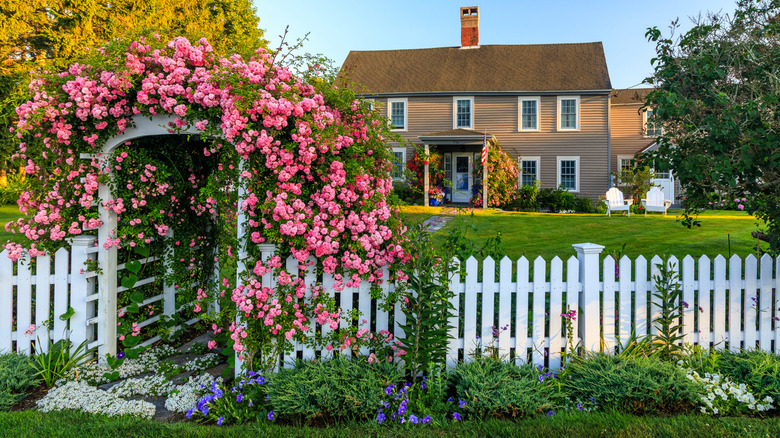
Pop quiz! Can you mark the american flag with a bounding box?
[481,138,488,165]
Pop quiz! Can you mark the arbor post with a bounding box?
[423,144,430,206]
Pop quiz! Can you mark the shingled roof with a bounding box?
[338,43,612,94]
[610,88,653,104]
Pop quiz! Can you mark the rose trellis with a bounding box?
[6,36,408,372]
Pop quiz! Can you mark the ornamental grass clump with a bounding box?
[266,356,402,424]
[561,354,700,415]
[448,358,556,419]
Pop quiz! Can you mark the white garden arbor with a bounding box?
[89,115,204,359]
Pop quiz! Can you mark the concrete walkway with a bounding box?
[420,206,477,233]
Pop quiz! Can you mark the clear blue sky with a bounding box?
[253,0,738,89]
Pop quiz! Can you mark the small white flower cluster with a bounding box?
[685,368,774,414]
[165,373,218,413]
[183,354,221,372]
[107,373,176,398]
[67,345,180,386]
[37,380,155,419]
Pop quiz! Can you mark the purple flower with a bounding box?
[117,352,125,359]
[248,400,253,407]
[236,393,243,402]
[577,403,583,411]
[217,416,224,426]
[201,405,209,415]
[547,410,554,416]
[377,411,386,424]
[453,412,461,421]
[447,397,454,403]
[410,415,419,424]
[186,409,194,419]
[267,411,275,421]
[682,300,689,309]
[459,400,467,408]
[422,415,431,424]
[385,384,394,396]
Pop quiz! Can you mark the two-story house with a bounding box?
[339,6,613,203]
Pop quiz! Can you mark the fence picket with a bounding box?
[668,256,680,348]
[743,255,758,350]
[301,257,317,361]
[498,257,512,362]
[481,257,495,355]
[634,256,648,338]
[760,255,774,351]
[548,257,563,369]
[618,255,632,350]
[17,254,33,355]
[698,256,712,348]
[602,256,616,352]
[532,257,546,366]
[285,256,299,368]
[565,256,579,361]
[447,259,461,368]
[35,254,52,353]
[53,248,69,341]
[358,277,371,357]
[0,250,12,353]
[375,266,390,336]
[712,255,727,348]
[775,257,780,353]
[463,257,479,360]
[649,256,662,337]
[681,256,695,345]
[728,255,743,352]
[321,272,335,360]
[515,257,530,366]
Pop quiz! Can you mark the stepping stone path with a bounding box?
[420,206,476,233]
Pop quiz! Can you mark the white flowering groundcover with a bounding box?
[36,345,222,418]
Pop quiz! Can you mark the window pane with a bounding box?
[444,153,452,181]
[456,99,471,128]
[561,99,576,129]
[521,100,537,129]
[560,160,576,190]
[391,102,405,129]
[521,160,537,186]
[391,151,405,179]
[646,109,661,136]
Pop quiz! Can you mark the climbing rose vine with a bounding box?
[6,36,409,372]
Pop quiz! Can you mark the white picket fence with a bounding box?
[0,235,196,357]
[3,240,779,370]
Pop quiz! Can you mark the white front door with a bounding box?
[452,154,472,203]
[652,173,675,204]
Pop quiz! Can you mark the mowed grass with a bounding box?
[0,204,24,244]
[3,204,767,260]
[422,208,766,260]
[2,410,779,438]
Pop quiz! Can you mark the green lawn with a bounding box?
[0,204,23,244]
[1,410,778,438]
[3,204,767,260]
[422,208,766,260]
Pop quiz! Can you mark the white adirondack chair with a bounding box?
[604,187,632,217]
[641,186,673,217]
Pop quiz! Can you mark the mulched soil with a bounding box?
[11,385,48,411]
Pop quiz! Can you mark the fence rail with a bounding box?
[3,241,779,371]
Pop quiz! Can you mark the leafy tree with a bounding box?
[0,0,267,179]
[645,0,780,252]
[612,161,657,206]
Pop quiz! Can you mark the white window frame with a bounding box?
[557,156,580,193]
[643,108,661,137]
[388,98,408,132]
[365,98,375,112]
[391,147,407,181]
[518,97,541,132]
[518,156,541,187]
[616,154,634,186]
[557,96,580,131]
[452,96,474,129]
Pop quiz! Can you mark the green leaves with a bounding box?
[59,307,75,321]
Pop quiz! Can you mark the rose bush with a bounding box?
[6,35,409,372]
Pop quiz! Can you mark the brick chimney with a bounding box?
[460,6,479,48]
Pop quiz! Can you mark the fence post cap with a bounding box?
[67,235,98,247]
[257,243,278,252]
[572,243,605,254]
